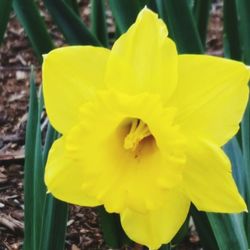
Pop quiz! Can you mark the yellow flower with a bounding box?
[43,8,249,249]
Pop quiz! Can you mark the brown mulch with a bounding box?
[0,0,223,249]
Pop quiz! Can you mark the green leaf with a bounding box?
[138,0,149,8]
[147,0,158,12]
[224,138,246,198]
[91,0,109,47]
[191,138,248,250]
[0,0,12,45]
[159,244,171,250]
[223,0,242,60]
[43,123,58,163]
[156,0,203,54]
[43,0,100,46]
[12,0,54,63]
[193,0,211,47]
[191,206,219,250]
[97,206,132,248]
[207,213,248,250]
[64,0,80,15]
[235,0,250,64]
[39,194,68,250]
[205,138,248,250]
[241,104,250,244]
[96,206,120,248]
[33,89,46,249]
[109,0,141,33]
[187,0,195,10]
[23,75,53,250]
[234,0,250,244]
[23,69,38,250]
[39,108,68,250]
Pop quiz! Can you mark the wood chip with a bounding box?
[8,91,26,102]
[15,71,26,81]
[67,219,75,226]
[0,214,23,232]
[0,149,24,164]
[71,244,80,250]
[0,172,8,184]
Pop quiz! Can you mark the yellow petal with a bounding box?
[170,55,249,146]
[105,8,177,102]
[42,46,110,134]
[120,189,190,249]
[183,138,247,212]
[45,137,101,206]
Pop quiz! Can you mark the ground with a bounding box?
[0,1,222,249]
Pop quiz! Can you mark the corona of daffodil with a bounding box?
[43,8,249,249]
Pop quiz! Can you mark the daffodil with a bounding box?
[43,8,250,249]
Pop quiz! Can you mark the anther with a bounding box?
[124,119,151,152]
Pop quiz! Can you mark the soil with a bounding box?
[0,1,223,249]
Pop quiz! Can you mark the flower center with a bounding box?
[124,119,152,152]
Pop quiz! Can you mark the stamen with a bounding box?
[124,119,151,152]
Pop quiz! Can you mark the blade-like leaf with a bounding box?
[138,0,149,8]
[207,213,248,250]
[97,206,121,248]
[91,0,108,47]
[235,0,250,64]
[147,0,158,12]
[191,206,219,250]
[39,194,68,250]
[12,0,54,62]
[39,115,68,250]
[0,0,12,45]
[223,0,242,60]
[205,138,248,250]
[191,137,248,250]
[64,0,80,15]
[187,0,195,9]
[241,104,250,243]
[33,89,46,249]
[193,0,211,47]
[108,0,141,33]
[224,137,246,198]
[156,0,203,53]
[159,244,171,250]
[43,0,100,46]
[235,0,250,244]
[23,69,38,250]
[43,123,58,163]
[97,206,133,248]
